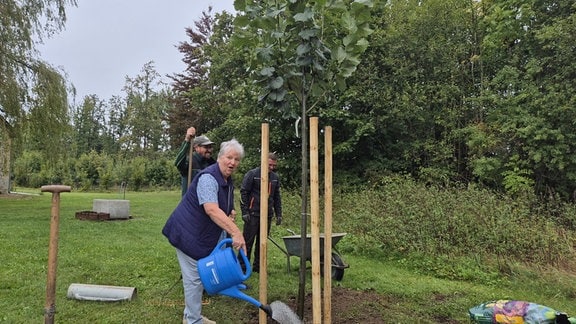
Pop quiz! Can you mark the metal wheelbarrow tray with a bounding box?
[269,232,349,281]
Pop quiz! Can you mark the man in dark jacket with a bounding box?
[174,129,216,196]
[240,152,283,273]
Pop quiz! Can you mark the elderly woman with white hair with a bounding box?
[163,138,247,324]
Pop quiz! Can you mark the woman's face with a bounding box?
[218,149,241,179]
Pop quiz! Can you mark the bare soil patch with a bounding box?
[243,286,400,323]
[283,287,391,323]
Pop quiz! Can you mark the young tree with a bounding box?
[233,0,375,315]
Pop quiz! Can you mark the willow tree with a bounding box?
[0,0,76,191]
[233,0,375,315]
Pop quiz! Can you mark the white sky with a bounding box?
[38,0,236,102]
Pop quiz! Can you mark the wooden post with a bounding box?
[259,123,269,323]
[310,117,321,323]
[41,185,71,324]
[187,142,194,188]
[323,126,333,324]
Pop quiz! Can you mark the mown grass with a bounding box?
[1,182,575,323]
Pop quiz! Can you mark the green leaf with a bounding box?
[269,76,284,89]
[326,0,347,10]
[334,46,347,63]
[296,43,311,56]
[294,9,314,22]
[298,28,318,40]
[256,47,274,61]
[234,15,250,27]
[354,0,374,7]
[269,88,287,101]
[260,66,275,77]
[340,12,356,32]
[296,56,313,66]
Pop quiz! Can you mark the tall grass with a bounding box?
[333,175,576,280]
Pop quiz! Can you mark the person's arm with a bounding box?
[273,175,283,224]
[175,127,195,171]
[174,141,190,174]
[239,169,255,216]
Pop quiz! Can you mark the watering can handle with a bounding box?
[238,245,251,279]
[212,238,233,254]
[213,238,252,279]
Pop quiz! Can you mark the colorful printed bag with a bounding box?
[469,300,575,324]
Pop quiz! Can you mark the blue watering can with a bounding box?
[198,238,272,317]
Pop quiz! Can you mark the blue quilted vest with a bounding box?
[162,163,234,260]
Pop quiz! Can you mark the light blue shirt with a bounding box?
[197,174,218,205]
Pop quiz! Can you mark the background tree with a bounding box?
[334,0,482,187]
[469,0,576,199]
[0,0,77,191]
[167,8,239,148]
[122,61,171,156]
[72,95,107,156]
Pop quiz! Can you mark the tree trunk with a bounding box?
[0,123,11,194]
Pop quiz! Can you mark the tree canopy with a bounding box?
[1,0,76,158]
[7,0,576,202]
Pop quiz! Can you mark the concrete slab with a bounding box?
[92,199,130,219]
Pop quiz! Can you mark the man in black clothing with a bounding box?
[239,153,283,273]
[174,130,216,196]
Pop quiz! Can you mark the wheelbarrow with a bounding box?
[268,229,349,281]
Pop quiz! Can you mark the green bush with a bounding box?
[332,175,576,279]
[12,150,42,187]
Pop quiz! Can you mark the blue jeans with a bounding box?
[176,249,203,324]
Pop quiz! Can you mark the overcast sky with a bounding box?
[39,0,235,102]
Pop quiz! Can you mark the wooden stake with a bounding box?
[41,185,71,324]
[187,142,193,188]
[323,126,333,324]
[310,117,321,323]
[259,123,269,323]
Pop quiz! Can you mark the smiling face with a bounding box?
[268,158,277,172]
[218,149,241,179]
[196,144,213,159]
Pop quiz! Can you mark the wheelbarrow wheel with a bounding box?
[331,253,345,281]
[320,252,346,281]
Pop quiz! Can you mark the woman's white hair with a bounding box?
[218,138,245,159]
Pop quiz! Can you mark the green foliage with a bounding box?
[1,0,76,157]
[74,151,104,190]
[8,0,576,211]
[12,151,42,187]
[335,175,576,279]
[12,149,181,191]
[233,0,375,115]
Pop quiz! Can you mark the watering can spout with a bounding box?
[260,304,273,317]
[219,286,261,307]
[217,286,273,318]
[218,287,273,318]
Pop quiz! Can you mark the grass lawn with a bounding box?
[1,189,575,323]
